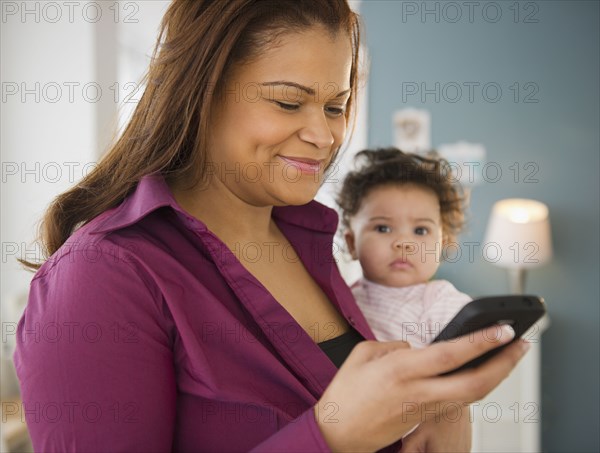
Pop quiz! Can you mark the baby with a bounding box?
[338,147,471,349]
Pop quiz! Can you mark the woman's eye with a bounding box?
[274,101,299,111]
[414,226,429,236]
[375,225,391,233]
[325,106,346,116]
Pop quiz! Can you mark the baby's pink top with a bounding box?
[352,279,471,348]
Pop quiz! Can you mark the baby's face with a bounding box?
[345,184,443,287]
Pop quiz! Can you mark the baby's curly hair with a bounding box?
[337,147,466,244]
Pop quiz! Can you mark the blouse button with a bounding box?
[348,316,356,326]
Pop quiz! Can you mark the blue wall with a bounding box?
[360,1,599,451]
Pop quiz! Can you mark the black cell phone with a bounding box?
[432,295,546,375]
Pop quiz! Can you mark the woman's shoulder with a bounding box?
[34,172,195,279]
[33,203,177,285]
[25,209,180,332]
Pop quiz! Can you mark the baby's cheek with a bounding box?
[361,254,383,281]
[360,245,383,267]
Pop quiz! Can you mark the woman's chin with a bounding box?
[275,193,317,206]
[273,183,321,206]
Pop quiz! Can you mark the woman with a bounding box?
[14,1,528,451]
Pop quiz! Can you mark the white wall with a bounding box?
[1,1,98,399]
[1,3,94,301]
[0,0,166,401]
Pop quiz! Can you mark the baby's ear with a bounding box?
[344,230,358,260]
[440,232,453,258]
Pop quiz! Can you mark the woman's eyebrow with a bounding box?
[261,81,350,98]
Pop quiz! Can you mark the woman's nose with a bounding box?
[298,113,335,149]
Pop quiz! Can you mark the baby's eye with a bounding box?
[414,226,429,236]
[273,101,300,111]
[375,225,391,233]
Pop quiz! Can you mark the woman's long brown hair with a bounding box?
[20,0,362,271]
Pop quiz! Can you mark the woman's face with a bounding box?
[206,25,353,206]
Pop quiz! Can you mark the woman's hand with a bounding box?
[399,402,472,453]
[313,325,528,452]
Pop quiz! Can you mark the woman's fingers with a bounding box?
[417,339,530,404]
[387,324,517,379]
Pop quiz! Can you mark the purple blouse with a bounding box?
[14,173,402,452]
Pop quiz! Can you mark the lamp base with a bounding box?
[508,268,526,294]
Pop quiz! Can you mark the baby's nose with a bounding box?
[393,240,417,253]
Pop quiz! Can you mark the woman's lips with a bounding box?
[390,259,413,270]
[279,156,322,174]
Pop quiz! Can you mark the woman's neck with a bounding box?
[168,176,277,246]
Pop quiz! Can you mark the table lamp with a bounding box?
[484,198,553,294]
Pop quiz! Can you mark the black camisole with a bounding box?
[317,326,365,368]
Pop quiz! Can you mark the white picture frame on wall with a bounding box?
[393,108,431,154]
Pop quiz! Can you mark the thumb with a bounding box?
[344,339,412,366]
